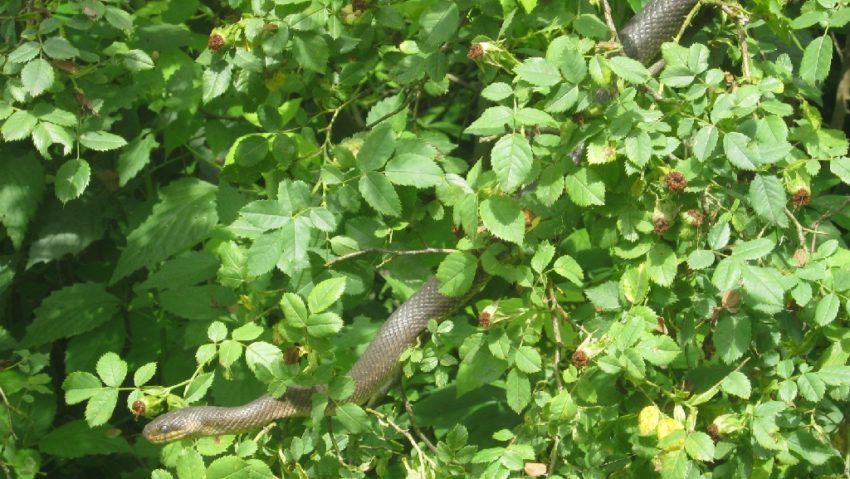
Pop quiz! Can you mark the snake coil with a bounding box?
[143,0,700,443]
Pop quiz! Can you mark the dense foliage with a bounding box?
[2,0,850,477]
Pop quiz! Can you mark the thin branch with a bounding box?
[546,287,565,392]
[735,18,751,81]
[599,0,619,43]
[325,247,460,267]
[547,434,561,477]
[400,387,439,454]
[366,408,436,471]
[784,207,806,248]
[810,196,850,252]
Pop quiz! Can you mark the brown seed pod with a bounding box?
[571,349,589,368]
[665,171,687,192]
[478,311,491,328]
[686,209,703,228]
[653,217,670,235]
[707,423,720,442]
[467,43,484,60]
[208,33,225,52]
[132,400,146,417]
[792,188,810,207]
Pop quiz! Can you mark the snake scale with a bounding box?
[143,0,700,443]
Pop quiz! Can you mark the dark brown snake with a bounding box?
[143,0,700,443]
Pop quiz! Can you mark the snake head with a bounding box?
[142,409,202,443]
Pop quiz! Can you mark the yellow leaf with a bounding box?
[638,405,661,436]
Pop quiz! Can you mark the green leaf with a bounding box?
[714,315,750,364]
[491,134,533,193]
[515,57,561,87]
[8,41,40,63]
[306,312,344,338]
[246,230,285,276]
[335,403,369,433]
[692,125,718,161]
[549,390,577,421]
[0,154,45,249]
[184,372,214,402]
[531,242,555,273]
[647,243,677,287]
[133,363,157,387]
[419,1,459,50]
[552,254,583,286]
[818,366,850,386]
[2,110,38,141]
[96,352,127,388]
[359,171,401,216]
[464,106,513,136]
[687,250,714,270]
[240,200,289,231]
[21,282,119,348]
[721,371,751,399]
[585,281,620,310]
[797,372,826,402]
[479,197,525,245]
[117,131,157,186]
[32,121,74,158]
[565,168,605,206]
[608,56,650,83]
[39,420,131,458]
[684,432,715,462]
[85,388,118,427]
[636,335,681,366]
[731,238,774,261]
[63,372,102,405]
[625,131,651,167]
[830,157,850,184]
[741,266,785,312]
[707,222,730,250]
[122,49,155,71]
[111,179,218,283]
[385,153,443,188]
[207,321,228,342]
[357,124,396,173]
[481,82,513,101]
[505,369,531,413]
[514,346,542,374]
[206,456,274,479]
[54,159,91,204]
[293,33,329,73]
[308,277,347,314]
[202,64,232,103]
[79,131,128,151]
[21,58,54,97]
[814,293,840,326]
[437,252,478,297]
[748,175,788,227]
[723,132,757,170]
[43,37,79,59]
[800,35,833,85]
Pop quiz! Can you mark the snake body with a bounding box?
[142,0,700,443]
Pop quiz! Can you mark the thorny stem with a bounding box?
[810,196,850,252]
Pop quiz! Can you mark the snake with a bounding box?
[142,0,700,444]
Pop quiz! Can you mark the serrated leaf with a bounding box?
[721,371,751,398]
[9,41,40,63]
[85,388,118,427]
[553,254,583,286]
[437,252,477,297]
[565,168,605,206]
[505,369,531,413]
[481,82,513,101]
[202,64,232,103]
[609,56,650,83]
[359,171,401,216]
[122,49,155,71]
[184,372,214,403]
[723,132,757,170]
[357,124,396,171]
[43,37,79,59]
[692,125,718,161]
[684,432,715,462]
[80,131,127,151]
[21,58,54,97]
[748,175,788,227]
[54,159,91,204]
[731,238,774,261]
[714,315,750,364]
[111,179,218,283]
[814,293,840,326]
[514,346,542,373]
[335,402,369,433]
[2,110,38,141]
[647,243,677,287]
[585,281,620,310]
[307,312,343,337]
[385,153,443,188]
[800,35,833,85]
[464,106,513,136]
[687,250,714,269]
[531,242,555,273]
[515,57,561,87]
[419,1,459,50]
[308,277,347,314]
[491,134,533,193]
[21,282,119,348]
[797,372,825,402]
[479,196,524,245]
[133,363,157,387]
[96,352,127,387]
[63,372,103,404]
